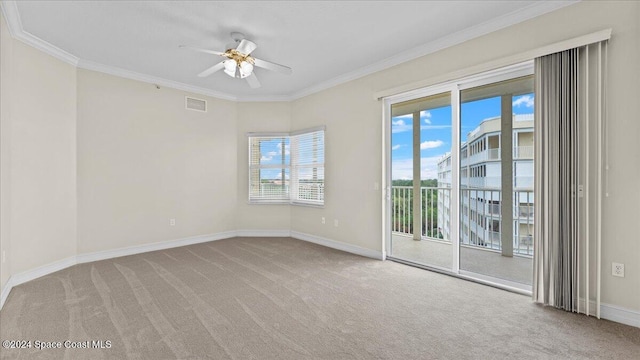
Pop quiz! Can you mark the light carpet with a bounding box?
[0,237,638,359]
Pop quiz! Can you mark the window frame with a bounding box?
[247,126,325,207]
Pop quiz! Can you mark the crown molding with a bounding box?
[2,0,579,103]
[77,59,238,101]
[1,1,79,66]
[0,0,19,38]
[288,0,580,100]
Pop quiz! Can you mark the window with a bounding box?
[248,127,325,206]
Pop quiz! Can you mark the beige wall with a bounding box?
[289,1,640,311]
[77,70,237,253]
[236,102,291,231]
[0,14,13,290]
[0,15,78,280]
[291,81,382,250]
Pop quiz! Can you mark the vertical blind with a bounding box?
[533,40,608,317]
[248,127,325,205]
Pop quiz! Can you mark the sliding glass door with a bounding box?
[390,92,453,271]
[386,63,534,292]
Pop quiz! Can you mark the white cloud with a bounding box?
[513,95,534,108]
[420,125,451,130]
[392,156,443,180]
[392,144,401,151]
[276,142,290,155]
[421,110,432,124]
[392,119,412,133]
[261,155,273,161]
[392,115,415,133]
[420,140,444,150]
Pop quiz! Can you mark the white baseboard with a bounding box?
[236,229,291,237]
[576,298,640,328]
[0,255,76,309]
[291,231,384,260]
[76,231,237,264]
[1,278,13,310]
[601,303,640,328]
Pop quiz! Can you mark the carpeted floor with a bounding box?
[1,237,639,359]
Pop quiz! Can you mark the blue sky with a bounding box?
[257,137,290,180]
[391,93,534,180]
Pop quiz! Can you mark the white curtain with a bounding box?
[533,40,608,315]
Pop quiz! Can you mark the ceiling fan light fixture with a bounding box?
[184,32,291,88]
[223,60,237,77]
[239,61,254,79]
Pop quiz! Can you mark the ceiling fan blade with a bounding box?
[236,39,257,55]
[197,61,225,77]
[179,45,225,56]
[246,73,261,89]
[253,58,292,75]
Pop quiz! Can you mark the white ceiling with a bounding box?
[5,1,575,101]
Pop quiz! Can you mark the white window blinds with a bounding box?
[248,135,290,203]
[291,129,325,205]
[248,127,325,206]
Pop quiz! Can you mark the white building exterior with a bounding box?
[437,114,534,255]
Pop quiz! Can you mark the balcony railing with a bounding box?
[392,186,534,256]
[457,146,533,167]
[391,186,451,241]
[514,145,534,159]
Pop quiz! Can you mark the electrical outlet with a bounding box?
[169,218,176,226]
[334,219,339,227]
[612,262,625,277]
[321,217,325,224]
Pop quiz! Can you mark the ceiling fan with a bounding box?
[180,32,292,89]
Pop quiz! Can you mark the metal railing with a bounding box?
[391,186,451,241]
[392,186,534,256]
[460,188,534,256]
[392,186,414,235]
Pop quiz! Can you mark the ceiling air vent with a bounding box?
[185,96,207,112]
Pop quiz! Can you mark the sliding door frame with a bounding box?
[383,60,534,294]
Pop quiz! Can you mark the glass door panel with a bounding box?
[390,92,453,271]
[459,75,534,286]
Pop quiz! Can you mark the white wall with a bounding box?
[289,1,640,311]
[77,70,238,254]
[235,102,291,232]
[0,15,78,281]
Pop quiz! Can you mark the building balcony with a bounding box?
[451,145,534,168]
